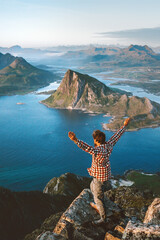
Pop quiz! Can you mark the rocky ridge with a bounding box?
[35,189,160,240]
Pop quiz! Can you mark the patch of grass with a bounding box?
[126,171,160,196]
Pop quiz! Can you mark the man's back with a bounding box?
[76,125,126,181]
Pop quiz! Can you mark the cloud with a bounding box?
[96,27,160,46]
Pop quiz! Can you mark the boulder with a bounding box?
[43,173,92,197]
[143,198,160,225]
[122,220,160,239]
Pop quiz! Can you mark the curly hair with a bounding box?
[92,130,106,144]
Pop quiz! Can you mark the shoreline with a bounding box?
[102,122,160,132]
[40,101,160,132]
[40,101,104,115]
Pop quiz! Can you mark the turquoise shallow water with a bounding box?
[0,92,160,191]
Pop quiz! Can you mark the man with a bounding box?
[68,117,131,225]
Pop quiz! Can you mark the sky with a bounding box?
[0,0,160,47]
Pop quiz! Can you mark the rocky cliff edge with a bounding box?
[36,189,160,240]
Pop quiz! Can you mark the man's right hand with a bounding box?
[124,117,131,126]
[68,131,78,142]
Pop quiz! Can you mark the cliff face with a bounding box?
[42,69,115,112]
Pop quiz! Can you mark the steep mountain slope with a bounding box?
[42,69,117,112]
[0,54,54,95]
[42,69,160,130]
[0,52,15,70]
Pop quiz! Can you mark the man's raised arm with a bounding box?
[107,118,131,146]
[68,131,95,155]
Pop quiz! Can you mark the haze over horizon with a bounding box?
[0,0,160,48]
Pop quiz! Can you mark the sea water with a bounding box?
[0,71,160,191]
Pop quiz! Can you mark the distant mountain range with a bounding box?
[0,45,60,59]
[1,44,159,68]
[64,45,160,67]
[0,53,54,95]
[42,69,160,130]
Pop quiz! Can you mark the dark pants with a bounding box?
[90,178,106,220]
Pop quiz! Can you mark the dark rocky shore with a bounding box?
[0,171,160,240]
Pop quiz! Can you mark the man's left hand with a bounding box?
[68,131,77,142]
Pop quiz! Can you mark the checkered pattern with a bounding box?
[76,125,126,182]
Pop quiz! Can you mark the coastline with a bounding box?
[102,122,160,132]
[0,83,55,97]
[40,101,160,132]
[39,101,103,115]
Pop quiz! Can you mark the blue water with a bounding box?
[0,65,160,192]
[0,92,160,191]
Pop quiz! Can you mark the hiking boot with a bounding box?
[90,202,100,214]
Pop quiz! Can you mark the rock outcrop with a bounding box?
[37,189,124,240]
[43,172,92,197]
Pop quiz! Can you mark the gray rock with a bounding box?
[122,220,160,239]
[143,198,160,225]
[122,198,160,239]
[36,231,66,240]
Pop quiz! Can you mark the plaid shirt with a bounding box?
[76,125,126,182]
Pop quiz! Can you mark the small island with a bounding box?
[16,102,25,105]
